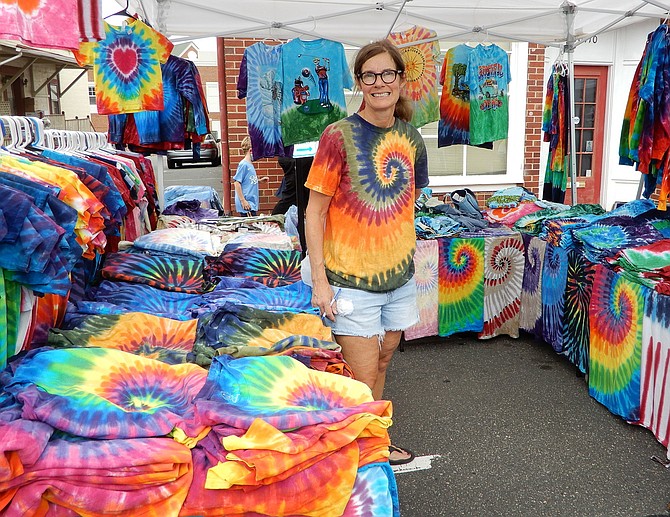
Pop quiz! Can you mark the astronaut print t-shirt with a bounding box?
[237,42,286,160]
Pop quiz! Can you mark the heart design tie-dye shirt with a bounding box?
[74,18,173,115]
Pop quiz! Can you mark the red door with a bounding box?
[564,65,608,205]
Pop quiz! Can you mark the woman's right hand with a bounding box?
[312,279,336,321]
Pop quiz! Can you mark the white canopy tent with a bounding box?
[125,0,670,204]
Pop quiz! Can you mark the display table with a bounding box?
[406,229,525,341]
[407,230,669,456]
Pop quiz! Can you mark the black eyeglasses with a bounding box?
[357,69,402,86]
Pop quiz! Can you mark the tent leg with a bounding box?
[567,47,578,205]
[636,173,645,200]
[562,1,579,206]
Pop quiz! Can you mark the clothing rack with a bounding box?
[0,115,109,151]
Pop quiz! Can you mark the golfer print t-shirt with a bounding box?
[276,38,353,146]
[466,43,511,145]
[305,113,429,292]
[74,18,173,115]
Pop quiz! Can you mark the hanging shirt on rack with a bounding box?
[73,18,173,115]
[0,171,80,271]
[439,44,473,146]
[619,24,670,209]
[42,150,126,227]
[0,0,79,50]
[0,154,106,259]
[237,42,288,160]
[277,38,353,146]
[542,65,571,203]
[0,184,70,296]
[467,44,511,146]
[388,25,441,129]
[78,0,105,42]
[108,55,209,146]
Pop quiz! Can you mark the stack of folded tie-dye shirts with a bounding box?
[0,222,400,516]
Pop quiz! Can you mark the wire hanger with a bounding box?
[662,12,670,33]
[104,0,135,20]
[0,116,21,153]
[390,7,414,35]
[470,26,492,47]
[261,25,282,45]
[554,49,569,77]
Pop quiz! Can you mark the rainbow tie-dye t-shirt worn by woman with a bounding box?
[305,114,429,292]
[74,18,173,115]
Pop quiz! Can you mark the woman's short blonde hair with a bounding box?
[241,136,252,152]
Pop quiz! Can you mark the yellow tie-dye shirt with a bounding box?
[74,19,173,115]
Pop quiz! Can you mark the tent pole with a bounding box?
[643,0,670,11]
[217,37,232,215]
[563,1,578,205]
[385,0,409,38]
[575,3,650,46]
[567,46,578,205]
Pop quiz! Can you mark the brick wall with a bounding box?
[523,43,546,197]
[220,38,285,214]
[93,40,547,214]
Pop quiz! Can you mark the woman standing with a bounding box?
[304,40,429,465]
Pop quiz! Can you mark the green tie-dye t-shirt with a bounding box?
[305,114,429,292]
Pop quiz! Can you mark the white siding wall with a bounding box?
[28,64,58,114]
[541,19,657,209]
[58,69,91,119]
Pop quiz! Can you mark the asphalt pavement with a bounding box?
[385,333,670,517]
[159,165,669,516]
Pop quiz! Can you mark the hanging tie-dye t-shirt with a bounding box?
[467,43,511,146]
[438,44,474,146]
[237,42,286,160]
[277,38,353,146]
[387,25,441,129]
[305,114,429,292]
[74,19,173,115]
[0,0,79,50]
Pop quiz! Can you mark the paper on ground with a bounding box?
[392,454,441,474]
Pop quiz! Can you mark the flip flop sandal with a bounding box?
[389,444,415,466]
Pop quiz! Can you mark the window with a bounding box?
[205,82,219,113]
[210,120,220,141]
[343,41,526,189]
[48,79,61,115]
[88,83,96,105]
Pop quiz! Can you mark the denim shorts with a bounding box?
[326,277,419,338]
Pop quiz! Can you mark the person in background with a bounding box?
[304,39,429,466]
[234,135,268,216]
[272,156,297,216]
